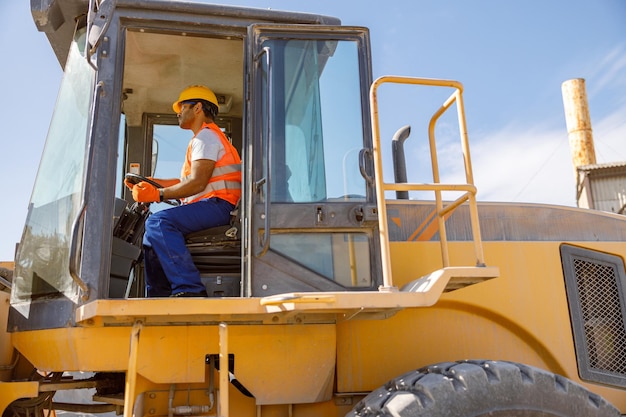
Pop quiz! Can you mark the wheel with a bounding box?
[347,360,620,417]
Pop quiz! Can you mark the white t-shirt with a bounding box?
[180,127,227,204]
[186,128,225,166]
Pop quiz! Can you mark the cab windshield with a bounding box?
[11,29,94,304]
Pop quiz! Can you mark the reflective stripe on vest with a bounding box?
[210,163,241,178]
[204,180,242,194]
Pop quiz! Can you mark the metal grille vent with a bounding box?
[561,244,626,387]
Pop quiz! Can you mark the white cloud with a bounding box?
[470,126,576,205]
[461,102,626,207]
[593,106,626,163]
[448,42,626,209]
[588,44,626,95]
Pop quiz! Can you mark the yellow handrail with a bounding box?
[370,76,486,290]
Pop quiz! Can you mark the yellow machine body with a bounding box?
[3,1,626,416]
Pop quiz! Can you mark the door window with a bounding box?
[264,39,366,203]
[250,27,380,293]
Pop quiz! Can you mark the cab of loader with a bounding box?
[9,0,385,330]
[10,0,496,334]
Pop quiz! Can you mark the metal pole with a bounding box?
[219,323,229,417]
[561,78,596,170]
[123,320,143,417]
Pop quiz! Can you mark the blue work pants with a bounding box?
[142,197,235,297]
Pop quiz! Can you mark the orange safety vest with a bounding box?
[181,122,241,205]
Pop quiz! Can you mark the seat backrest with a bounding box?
[185,199,241,277]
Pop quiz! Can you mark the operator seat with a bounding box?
[184,201,241,296]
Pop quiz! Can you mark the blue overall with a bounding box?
[142,197,235,297]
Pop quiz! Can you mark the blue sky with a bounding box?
[1,0,625,261]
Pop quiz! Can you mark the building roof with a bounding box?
[577,161,626,177]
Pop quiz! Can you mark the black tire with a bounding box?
[347,360,620,417]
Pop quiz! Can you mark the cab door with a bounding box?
[245,24,382,297]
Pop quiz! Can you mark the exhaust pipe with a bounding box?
[561,78,596,171]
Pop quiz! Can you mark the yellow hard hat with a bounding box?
[172,85,219,113]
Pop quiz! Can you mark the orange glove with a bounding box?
[132,181,161,203]
[125,176,157,190]
[124,178,135,191]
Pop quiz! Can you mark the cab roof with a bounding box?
[31,0,341,68]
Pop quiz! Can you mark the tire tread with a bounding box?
[346,360,620,417]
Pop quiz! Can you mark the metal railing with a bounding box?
[369,76,486,290]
